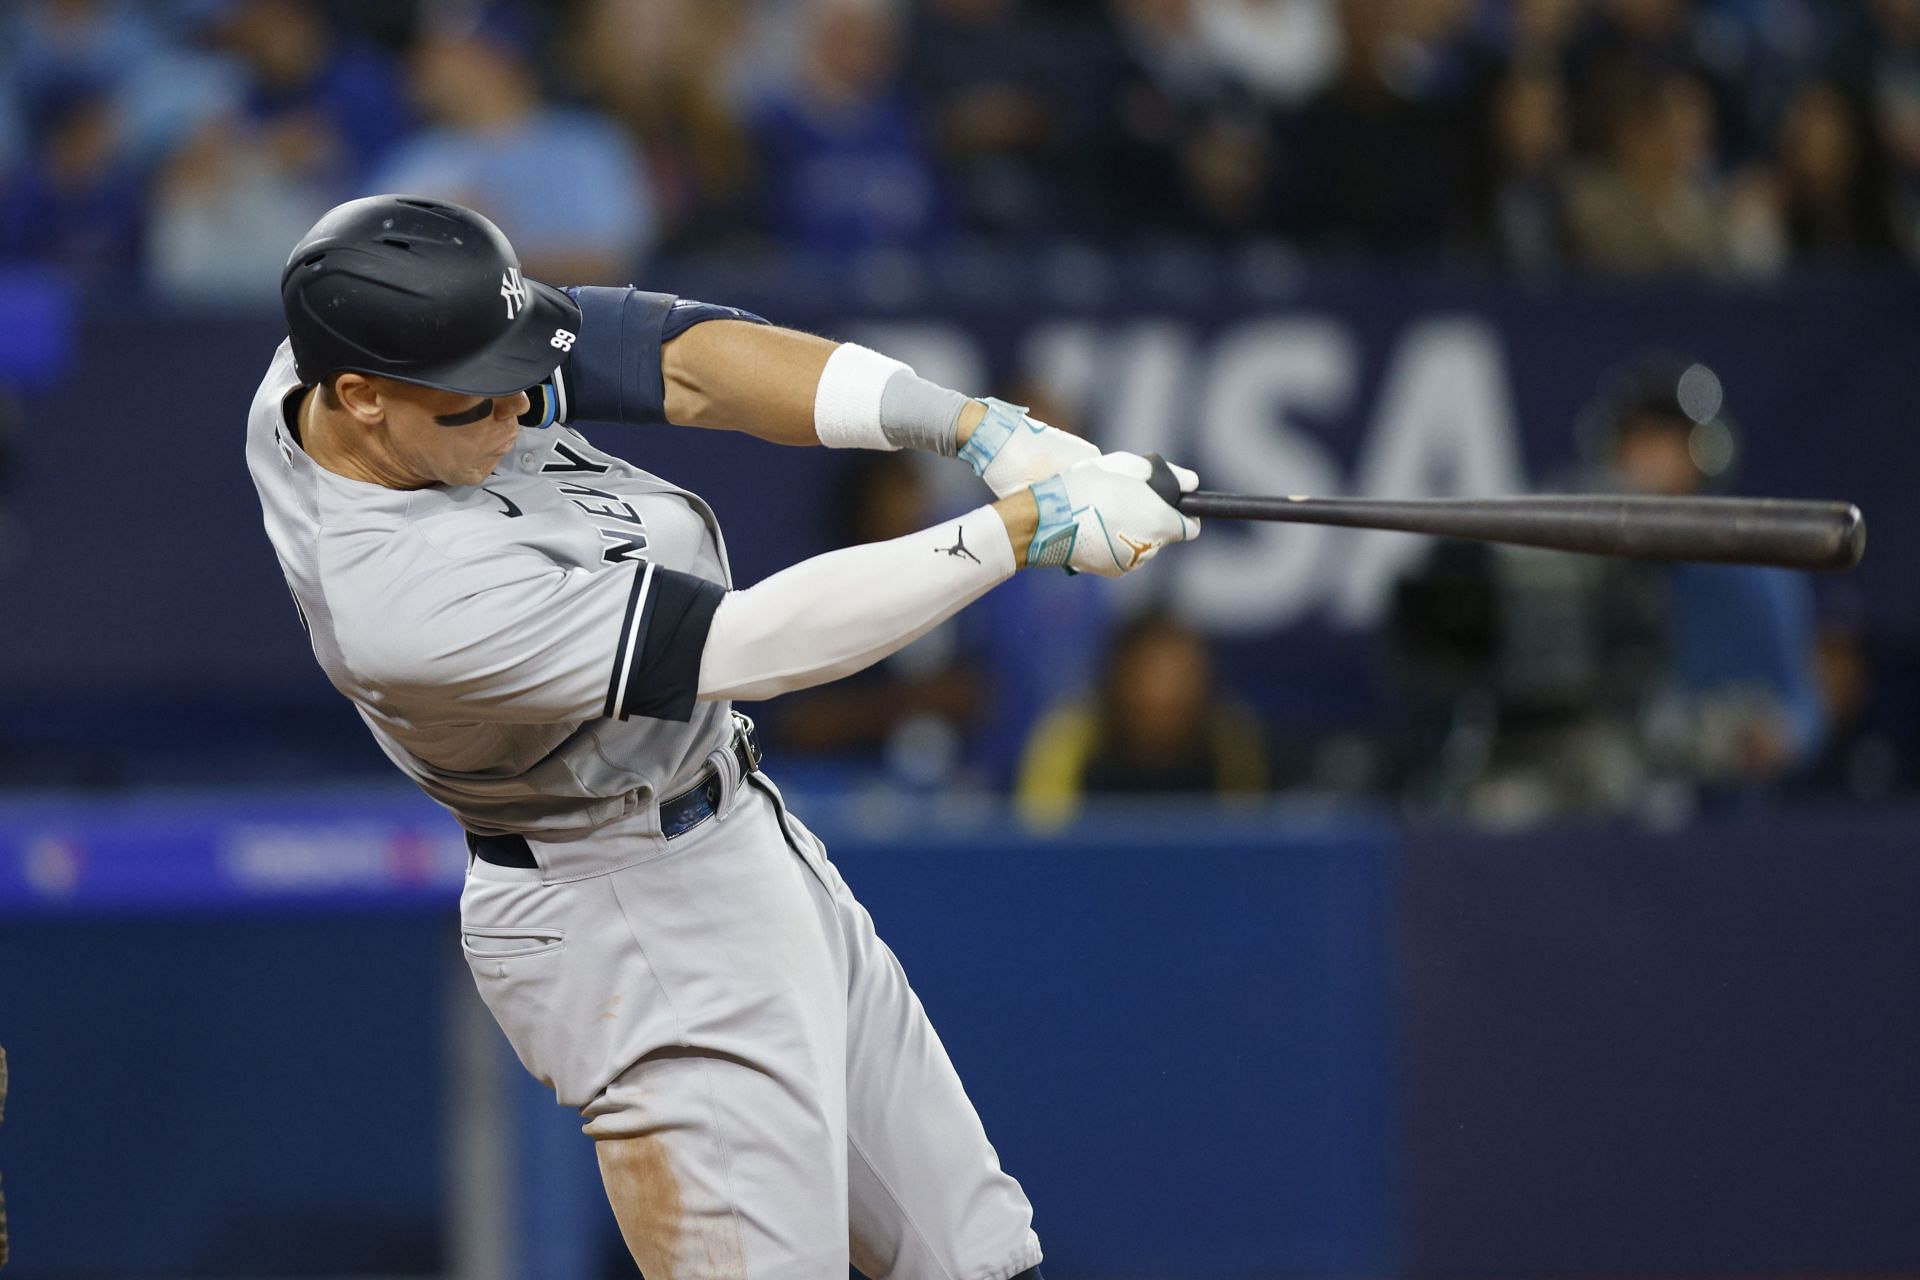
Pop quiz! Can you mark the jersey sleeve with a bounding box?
[347,552,726,725]
[536,286,768,428]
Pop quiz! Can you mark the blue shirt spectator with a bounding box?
[215,0,414,186]
[368,4,653,284]
[1666,562,1825,769]
[0,84,145,276]
[1603,357,1827,782]
[747,0,944,254]
[4,0,241,173]
[371,111,652,279]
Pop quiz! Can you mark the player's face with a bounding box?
[380,383,533,487]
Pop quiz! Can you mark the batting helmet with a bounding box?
[281,194,583,397]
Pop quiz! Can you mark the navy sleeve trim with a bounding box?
[559,287,769,427]
[565,286,676,426]
[661,298,769,342]
[605,565,727,723]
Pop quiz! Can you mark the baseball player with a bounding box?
[249,195,1199,1278]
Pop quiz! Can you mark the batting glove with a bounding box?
[1026,452,1201,576]
[960,397,1101,498]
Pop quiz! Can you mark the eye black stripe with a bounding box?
[434,399,494,427]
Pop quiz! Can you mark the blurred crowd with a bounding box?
[5,0,1920,297]
[3,0,1913,827]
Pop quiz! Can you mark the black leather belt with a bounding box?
[467,714,762,870]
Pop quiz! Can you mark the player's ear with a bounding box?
[333,373,386,425]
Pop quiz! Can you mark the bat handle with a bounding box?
[1142,452,1184,511]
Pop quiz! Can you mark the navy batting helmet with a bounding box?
[281,195,583,397]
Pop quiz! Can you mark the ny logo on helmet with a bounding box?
[500,267,528,318]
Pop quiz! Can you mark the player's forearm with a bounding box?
[661,321,984,449]
[695,498,1029,703]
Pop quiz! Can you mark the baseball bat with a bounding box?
[1141,455,1865,571]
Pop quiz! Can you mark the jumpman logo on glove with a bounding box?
[1117,534,1154,569]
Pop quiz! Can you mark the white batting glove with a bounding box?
[959,397,1101,498]
[1026,452,1201,576]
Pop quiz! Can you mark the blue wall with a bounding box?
[0,914,449,1277]
[1402,806,1920,1279]
[0,798,1400,1278]
[5,795,1919,1277]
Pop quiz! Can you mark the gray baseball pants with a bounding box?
[458,772,1042,1279]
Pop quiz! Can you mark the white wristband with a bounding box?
[814,342,910,450]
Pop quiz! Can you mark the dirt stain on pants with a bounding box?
[596,1133,748,1280]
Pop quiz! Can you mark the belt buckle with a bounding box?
[731,710,762,773]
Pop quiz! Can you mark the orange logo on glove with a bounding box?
[1118,534,1155,569]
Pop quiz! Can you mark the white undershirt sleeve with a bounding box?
[696,504,1017,703]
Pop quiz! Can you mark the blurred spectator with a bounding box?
[368,3,654,284]
[1385,537,1667,826]
[1385,355,1823,825]
[1281,0,1485,255]
[1565,66,1728,272]
[145,113,335,302]
[0,83,146,278]
[567,0,759,250]
[1017,610,1269,826]
[145,0,412,302]
[1765,80,1902,265]
[0,0,248,277]
[1191,0,1343,106]
[1790,589,1919,802]
[5,0,167,102]
[1866,0,1920,247]
[1470,60,1577,272]
[1480,0,1586,66]
[1568,0,1719,107]
[1082,0,1289,239]
[5,0,242,172]
[761,452,987,786]
[903,0,1092,237]
[1601,361,1824,788]
[212,0,413,187]
[1177,109,1284,239]
[745,0,946,254]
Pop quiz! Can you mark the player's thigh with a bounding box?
[583,806,860,1277]
[587,1045,850,1280]
[822,863,1041,1279]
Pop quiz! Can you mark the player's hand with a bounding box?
[960,397,1101,498]
[1025,452,1201,576]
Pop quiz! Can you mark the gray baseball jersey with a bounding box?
[247,291,750,837]
[246,287,1042,1277]
[251,345,729,836]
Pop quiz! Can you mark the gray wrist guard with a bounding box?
[879,369,970,457]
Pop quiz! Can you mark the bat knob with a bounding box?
[1835,504,1867,570]
[1142,452,1184,511]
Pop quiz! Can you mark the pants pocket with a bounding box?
[461,917,572,1087]
[462,925,565,960]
